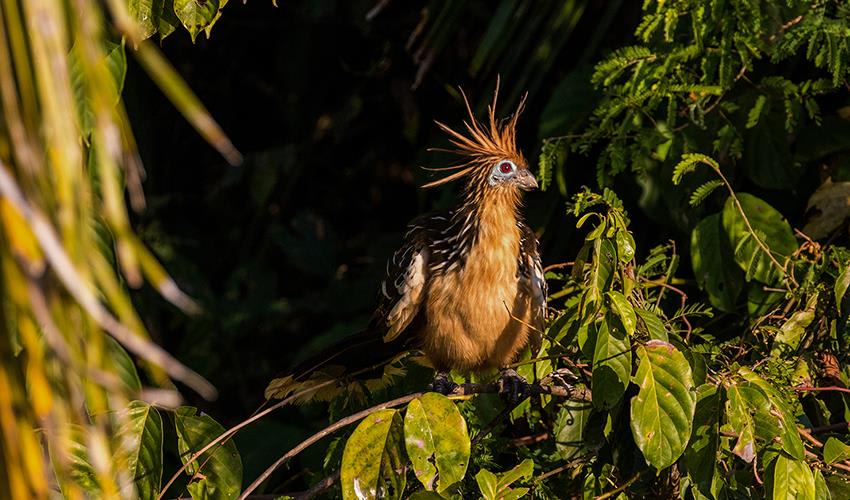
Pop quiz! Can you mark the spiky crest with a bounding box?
[422,78,528,189]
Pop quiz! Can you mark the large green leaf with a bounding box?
[683,384,721,498]
[738,369,805,461]
[117,401,163,499]
[630,341,696,470]
[823,437,850,464]
[591,314,632,409]
[104,336,142,393]
[341,409,406,500]
[635,307,668,341]
[771,296,816,356]
[476,459,534,500]
[553,402,592,460]
[722,194,797,285]
[404,393,469,493]
[174,407,242,500]
[765,455,815,500]
[691,213,744,312]
[724,384,756,463]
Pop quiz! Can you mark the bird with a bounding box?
[266,84,546,402]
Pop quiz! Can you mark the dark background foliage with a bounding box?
[123,0,643,481]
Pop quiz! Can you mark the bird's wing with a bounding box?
[378,222,431,342]
[519,223,547,353]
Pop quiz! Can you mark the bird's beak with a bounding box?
[516,169,539,190]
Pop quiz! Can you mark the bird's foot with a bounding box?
[498,368,530,405]
[427,371,458,395]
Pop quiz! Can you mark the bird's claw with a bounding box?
[427,371,458,395]
[498,368,530,405]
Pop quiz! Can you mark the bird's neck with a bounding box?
[450,185,522,256]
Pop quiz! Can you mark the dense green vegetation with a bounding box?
[4,0,850,498]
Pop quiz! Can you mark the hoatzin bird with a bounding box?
[269,87,545,402]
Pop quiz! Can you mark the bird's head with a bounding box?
[422,81,537,193]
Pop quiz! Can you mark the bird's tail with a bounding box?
[264,325,426,404]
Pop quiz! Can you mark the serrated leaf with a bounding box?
[722,194,797,285]
[175,407,242,500]
[404,393,469,493]
[765,455,815,500]
[691,214,744,312]
[607,291,636,336]
[824,437,850,464]
[117,401,163,499]
[630,341,696,470]
[341,409,406,500]
[683,384,721,499]
[591,314,632,409]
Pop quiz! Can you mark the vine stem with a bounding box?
[594,472,641,500]
[707,159,796,288]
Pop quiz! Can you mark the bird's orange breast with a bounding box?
[421,194,533,372]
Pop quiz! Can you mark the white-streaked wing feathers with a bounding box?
[381,243,429,342]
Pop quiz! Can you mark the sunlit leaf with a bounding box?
[824,437,850,464]
[607,291,636,336]
[630,341,696,470]
[404,393,469,493]
[341,409,406,500]
[765,455,815,500]
[175,407,242,500]
[116,401,163,499]
[683,384,721,499]
[553,403,592,460]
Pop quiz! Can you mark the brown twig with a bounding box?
[794,386,850,395]
[799,428,824,448]
[238,393,423,500]
[807,422,850,435]
[534,456,588,484]
[290,472,339,500]
[510,432,550,447]
[595,472,641,500]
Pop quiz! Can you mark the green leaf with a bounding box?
[117,401,163,499]
[836,264,850,315]
[765,455,815,500]
[689,180,724,207]
[738,369,805,461]
[630,341,696,470]
[746,94,767,129]
[691,214,744,312]
[814,469,832,500]
[341,409,406,500]
[105,336,142,393]
[824,437,850,464]
[173,0,220,42]
[129,0,163,39]
[722,194,797,285]
[635,308,667,341]
[771,296,816,356]
[672,153,718,184]
[591,314,632,409]
[553,403,592,460]
[496,459,534,492]
[70,40,127,137]
[724,384,756,463]
[683,385,721,499]
[404,393,470,492]
[615,229,636,263]
[607,291,636,336]
[476,468,498,500]
[174,407,242,500]
[159,0,181,40]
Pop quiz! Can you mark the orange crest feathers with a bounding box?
[423,78,528,189]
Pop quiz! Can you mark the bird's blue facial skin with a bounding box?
[489,160,517,186]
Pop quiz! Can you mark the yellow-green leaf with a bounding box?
[404,393,470,493]
[341,409,406,500]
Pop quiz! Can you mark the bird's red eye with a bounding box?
[499,161,513,174]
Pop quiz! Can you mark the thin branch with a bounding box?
[594,472,641,500]
[291,472,339,500]
[807,422,850,435]
[238,393,423,500]
[794,386,850,395]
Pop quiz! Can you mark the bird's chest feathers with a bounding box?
[428,197,522,340]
